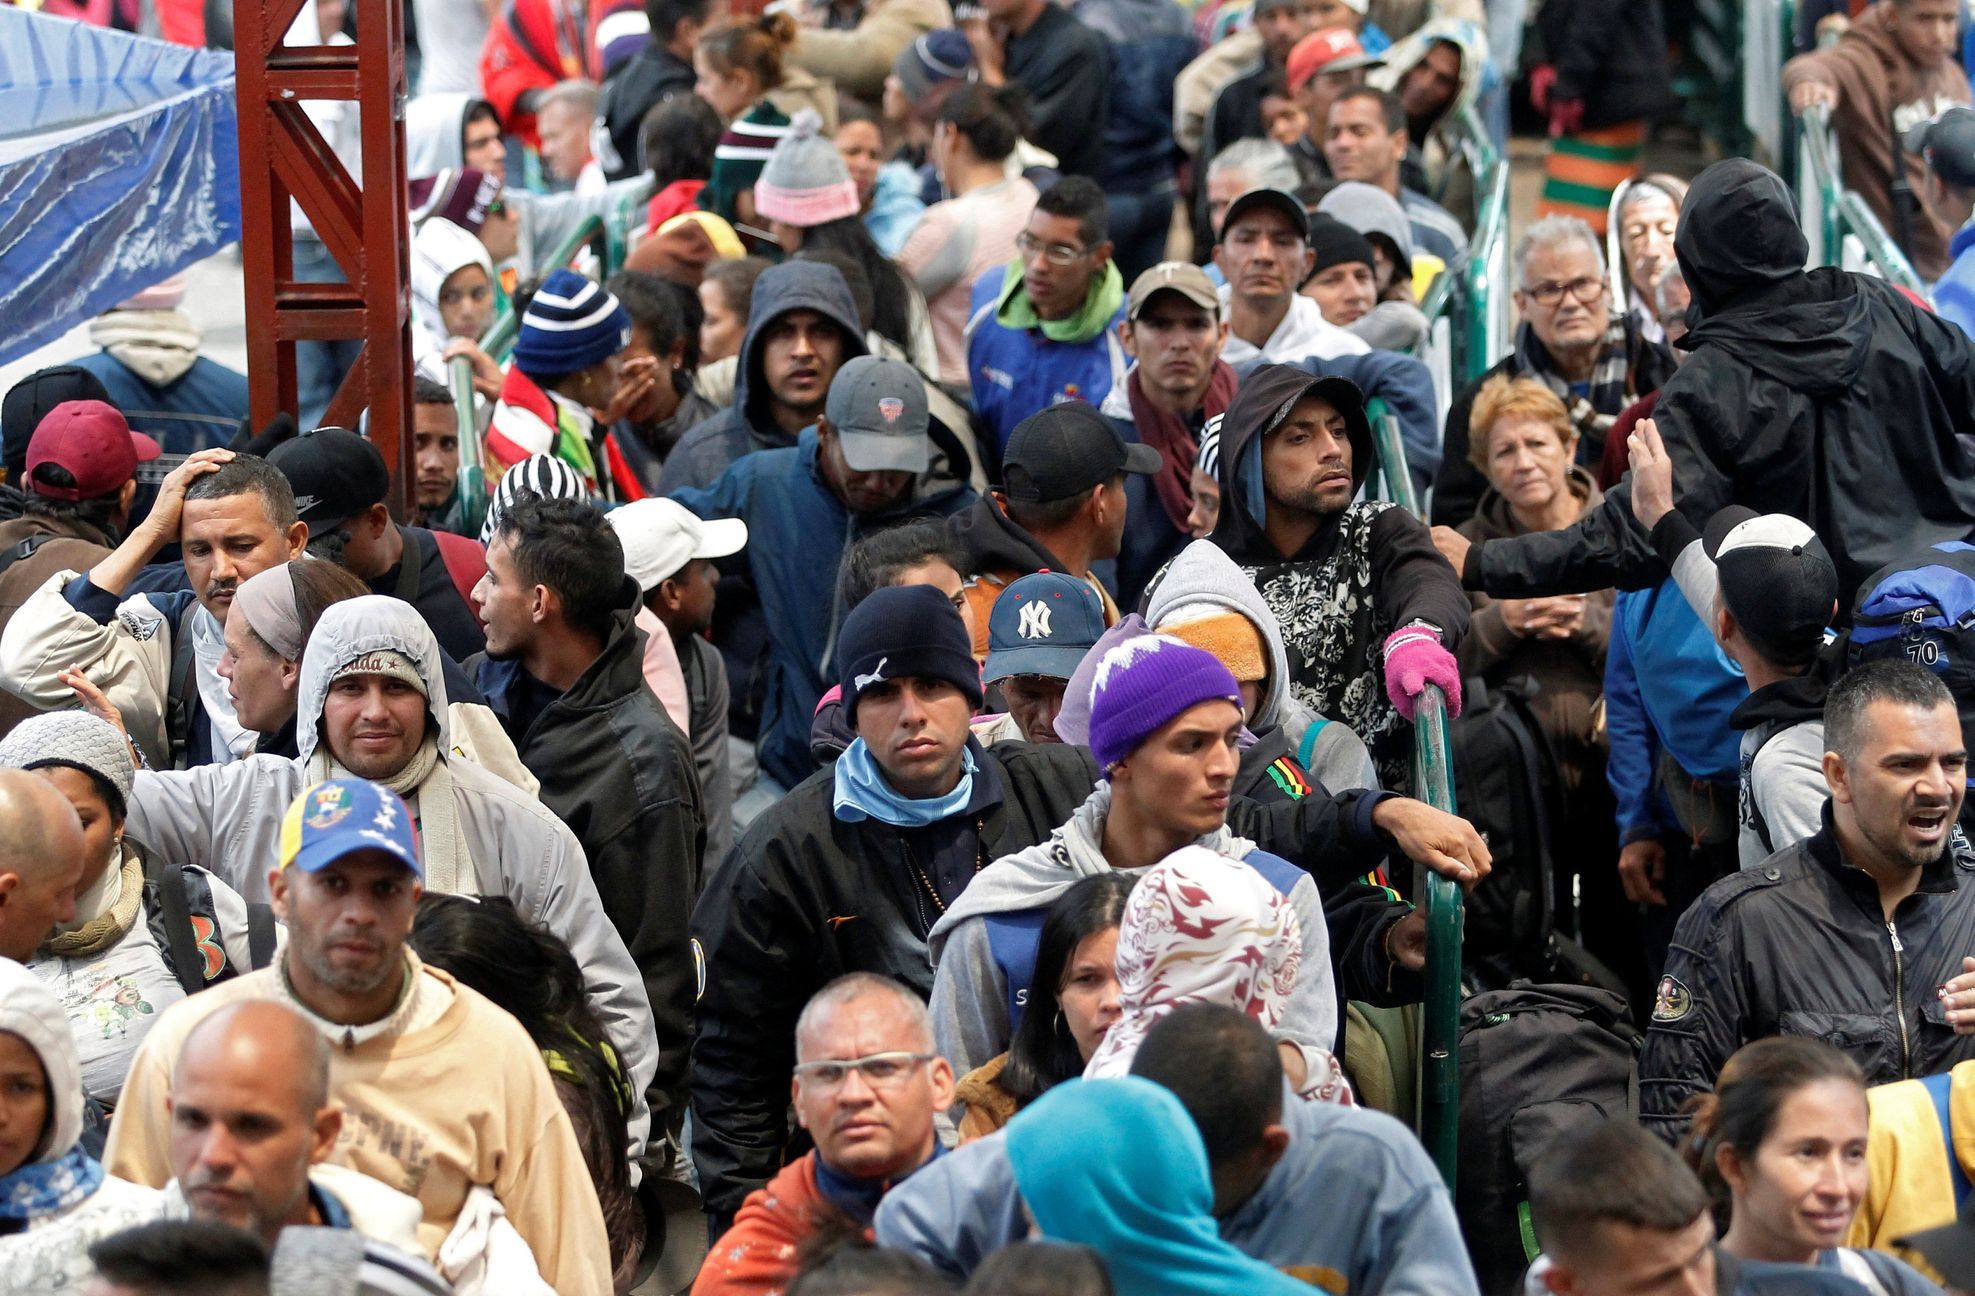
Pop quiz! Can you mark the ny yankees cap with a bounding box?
[984,570,1109,684]
[825,355,931,475]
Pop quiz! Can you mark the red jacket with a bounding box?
[690,1154,856,1296]
[479,0,644,144]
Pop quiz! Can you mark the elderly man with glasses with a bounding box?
[966,177,1134,452]
[691,973,956,1295]
[1429,214,1676,528]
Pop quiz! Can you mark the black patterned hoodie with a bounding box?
[1208,364,1469,789]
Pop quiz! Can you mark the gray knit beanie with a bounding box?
[754,109,860,228]
[0,711,135,815]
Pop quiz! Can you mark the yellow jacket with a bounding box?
[1846,1061,1975,1277]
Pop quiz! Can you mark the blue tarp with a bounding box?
[0,9,239,365]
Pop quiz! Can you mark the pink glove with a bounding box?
[1528,63,1557,115]
[1382,625,1463,720]
[1548,96,1586,138]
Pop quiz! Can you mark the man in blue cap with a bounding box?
[975,570,1108,746]
[104,777,614,1295]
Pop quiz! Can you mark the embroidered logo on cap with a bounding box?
[305,784,355,829]
[1017,601,1053,640]
[878,397,905,426]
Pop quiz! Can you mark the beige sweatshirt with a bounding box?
[102,960,612,1296]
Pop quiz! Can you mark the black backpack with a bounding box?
[1447,678,1559,979]
[1456,983,1641,1296]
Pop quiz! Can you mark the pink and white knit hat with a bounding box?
[753,109,861,228]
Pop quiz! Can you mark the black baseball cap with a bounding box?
[1906,107,1975,189]
[1703,506,1838,655]
[1,366,113,476]
[1219,188,1311,246]
[1002,403,1159,504]
[269,427,390,531]
[1899,1202,1975,1290]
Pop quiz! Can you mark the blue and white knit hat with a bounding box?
[512,269,631,376]
[1087,634,1242,771]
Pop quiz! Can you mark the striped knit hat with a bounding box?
[481,453,590,544]
[754,110,860,229]
[512,270,631,376]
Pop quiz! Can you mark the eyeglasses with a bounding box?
[1016,232,1088,267]
[1523,276,1607,308]
[792,1051,936,1090]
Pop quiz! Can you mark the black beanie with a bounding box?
[1307,214,1376,277]
[838,584,984,719]
[1,366,113,476]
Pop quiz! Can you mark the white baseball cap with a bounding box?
[605,498,748,592]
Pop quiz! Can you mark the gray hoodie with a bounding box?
[924,782,1337,1079]
[1143,539,1379,794]
[1665,533,1829,868]
[123,596,659,1156]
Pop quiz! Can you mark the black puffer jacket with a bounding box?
[1535,0,1672,129]
[1639,808,1975,1141]
[689,736,1402,1214]
[1467,159,1975,617]
[469,583,706,1121]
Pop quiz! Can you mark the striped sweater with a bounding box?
[699,101,792,225]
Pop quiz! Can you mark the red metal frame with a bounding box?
[235,0,413,513]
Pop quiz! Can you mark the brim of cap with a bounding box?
[840,431,929,474]
[1121,442,1162,476]
[691,516,749,560]
[286,833,422,878]
[1317,52,1383,74]
[1701,504,1764,560]
[131,432,163,463]
[1899,1220,1975,1288]
[984,643,1091,683]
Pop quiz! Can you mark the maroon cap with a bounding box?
[26,401,162,502]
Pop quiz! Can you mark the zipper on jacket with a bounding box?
[1888,919,1911,1076]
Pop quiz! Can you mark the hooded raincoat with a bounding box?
[1212,365,1469,789]
[1371,19,1489,229]
[0,961,163,1295]
[1464,159,1975,618]
[119,597,659,1156]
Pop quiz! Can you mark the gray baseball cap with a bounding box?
[826,356,930,474]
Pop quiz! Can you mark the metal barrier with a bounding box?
[1369,402,1466,1191]
[446,355,490,540]
[1795,105,1931,299]
[1411,106,1514,425]
[479,214,617,362]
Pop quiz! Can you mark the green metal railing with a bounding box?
[1411,106,1514,417]
[1368,401,1465,1190]
[1794,105,1930,299]
[446,355,490,540]
[479,214,618,363]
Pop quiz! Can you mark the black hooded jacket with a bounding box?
[1467,159,1975,617]
[1211,364,1469,787]
[468,582,706,1120]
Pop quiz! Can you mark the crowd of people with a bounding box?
[16,0,1975,1291]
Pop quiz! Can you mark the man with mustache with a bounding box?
[0,449,307,769]
[1208,364,1467,791]
[111,779,609,1294]
[1640,661,1975,1139]
[692,974,955,1296]
[110,595,660,1168]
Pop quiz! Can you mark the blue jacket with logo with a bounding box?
[965,270,1129,454]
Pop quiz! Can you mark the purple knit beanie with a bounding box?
[1087,634,1243,771]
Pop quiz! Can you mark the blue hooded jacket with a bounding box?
[669,427,975,791]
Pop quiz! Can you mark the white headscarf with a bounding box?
[411,217,495,357]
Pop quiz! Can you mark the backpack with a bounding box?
[1447,678,1559,980]
[1847,541,1975,764]
[1456,983,1640,1296]
[141,848,278,995]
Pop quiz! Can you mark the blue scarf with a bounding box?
[832,739,977,828]
[814,1139,948,1228]
[0,1144,105,1221]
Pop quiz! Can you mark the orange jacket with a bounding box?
[691,1153,856,1296]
